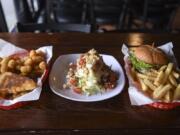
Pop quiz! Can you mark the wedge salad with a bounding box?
[63,49,118,95]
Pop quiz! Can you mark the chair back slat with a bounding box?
[17,23,91,33]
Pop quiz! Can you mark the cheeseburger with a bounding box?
[129,45,168,72]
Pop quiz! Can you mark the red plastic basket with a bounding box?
[147,102,180,110]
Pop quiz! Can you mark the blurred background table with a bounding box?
[0,33,179,135]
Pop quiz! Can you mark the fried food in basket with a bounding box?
[0,50,47,77]
[0,72,36,99]
[0,49,48,99]
[128,45,180,103]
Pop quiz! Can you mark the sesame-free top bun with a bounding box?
[131,45,168,65]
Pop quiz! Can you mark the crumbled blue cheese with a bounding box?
[86,63,93,69]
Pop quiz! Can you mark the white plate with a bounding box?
[49,54,125,102]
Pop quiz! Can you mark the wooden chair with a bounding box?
[17,22,91,33]
[127,0,179,31]
[89,0,128,32]
[14,0,45,23]
[46,0,88,24]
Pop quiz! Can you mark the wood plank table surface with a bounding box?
[0,33,179,135]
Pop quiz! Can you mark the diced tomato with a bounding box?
[79,58,86,66]
[69,79,77,86]
[73,87,82,94]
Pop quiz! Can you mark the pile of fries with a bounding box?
[131,63,180,102]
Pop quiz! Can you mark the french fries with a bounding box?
[164,91,173,103]
[139,78,148,91]
[173,84,180,100]
[136,72,156,81]
[154,70,164,86]
[172,71,179,79]
[143,79,156,91]
[169,74,178,87]
[133,62,180,102]
[153,84,172,100]
[159,65,167,72]
[162,63,173,84]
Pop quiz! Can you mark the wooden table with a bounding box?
[0,33,180,135]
